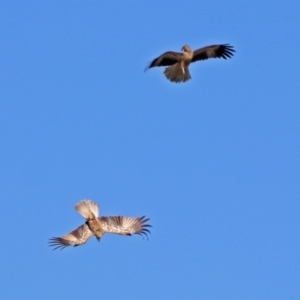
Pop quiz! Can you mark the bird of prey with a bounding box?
[145,43,235,83]
[49,199,151,250]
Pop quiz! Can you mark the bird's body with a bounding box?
[75,200,104,240]
[49,199,151,250]
[146,43,235,83]
[163,45,193,82]
[86,218,105,240]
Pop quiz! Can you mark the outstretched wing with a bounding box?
[146,51,182,70]
[99,216,152,238]
[48,224,94,250]
[192,44,235,62]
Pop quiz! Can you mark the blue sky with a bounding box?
[0,1,299,299]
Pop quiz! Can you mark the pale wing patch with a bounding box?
[99,216,151,238]
[49,224,94,250]
[192,44,235,62]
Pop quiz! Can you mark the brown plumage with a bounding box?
[146,43,235,83]
[49,199,152,250]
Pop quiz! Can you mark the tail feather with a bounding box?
[164,63,191,83]
[75,199,99,220]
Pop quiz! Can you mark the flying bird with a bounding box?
[146,43,235,83]
[49,199,151,250]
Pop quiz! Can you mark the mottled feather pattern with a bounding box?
[146,43,235,83]
[99,216,151,238]
[48,224,93,250]
[49,200,152,250]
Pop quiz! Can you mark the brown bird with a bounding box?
[49,199,151,250]
[146,43,235,83]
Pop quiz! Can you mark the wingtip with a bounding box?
[48,237,67,251]
[144,64,151,72]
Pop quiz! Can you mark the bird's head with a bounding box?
[95,231,103,241]
[181,45,192,53]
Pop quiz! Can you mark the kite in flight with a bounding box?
[49,199,152,250]
[145,43,235,83]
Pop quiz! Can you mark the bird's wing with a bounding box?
[49,224,94,250]
[99,216,152,238]
[191,44,235,62]
[146,51,182,69]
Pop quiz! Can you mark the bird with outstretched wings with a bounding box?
[49,199,151,250]
[146,43,235,83]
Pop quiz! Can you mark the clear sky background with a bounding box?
[0,1,299,299]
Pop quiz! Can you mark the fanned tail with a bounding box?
[75,199,99,220]
[164,63,191,83]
